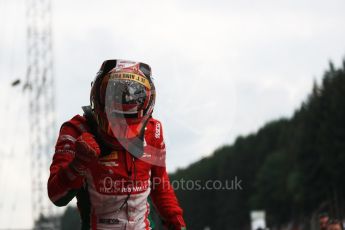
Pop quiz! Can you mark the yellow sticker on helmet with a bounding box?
[109,72,151,89]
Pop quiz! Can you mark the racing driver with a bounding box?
[47,59,186,229]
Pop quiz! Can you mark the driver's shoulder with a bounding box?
[59,114,91,135]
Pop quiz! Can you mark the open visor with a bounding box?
[104,72,151,140]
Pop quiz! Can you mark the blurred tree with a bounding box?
[61,206,81,230]
[171,59,345,229]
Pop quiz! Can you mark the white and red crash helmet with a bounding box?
[90,59,155,141]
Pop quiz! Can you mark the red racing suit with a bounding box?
[48,115,186,229]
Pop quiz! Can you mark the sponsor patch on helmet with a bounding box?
[109,72,151,89]
[115,59,137,69]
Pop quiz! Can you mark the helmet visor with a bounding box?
[104,71,151,140]
[105,79,147,117]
